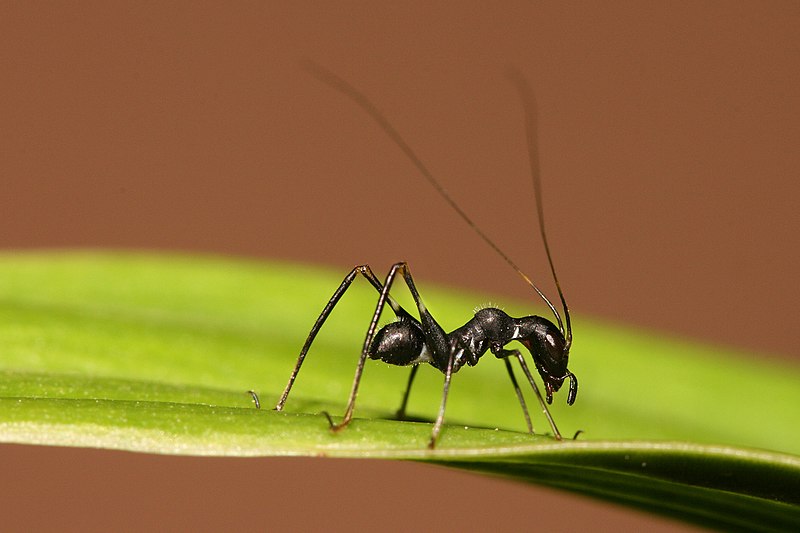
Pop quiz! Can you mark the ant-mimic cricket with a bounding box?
[272,62,578,449]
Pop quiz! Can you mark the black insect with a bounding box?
[275,63,577,449]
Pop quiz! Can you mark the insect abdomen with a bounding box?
[369,320,430,366]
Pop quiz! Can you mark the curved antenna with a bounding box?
[504,68,572,349]
[301,60,564,332]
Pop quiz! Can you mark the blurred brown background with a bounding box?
[0,2,797,531]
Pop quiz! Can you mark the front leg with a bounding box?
[491,343,534,434]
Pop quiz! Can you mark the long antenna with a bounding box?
[302,60,566,334]
[504,68,572,349]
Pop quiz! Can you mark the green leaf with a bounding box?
[1,251,799,530]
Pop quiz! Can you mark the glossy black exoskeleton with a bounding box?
[274,63,578,448]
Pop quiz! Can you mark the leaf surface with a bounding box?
[1,252,798,529]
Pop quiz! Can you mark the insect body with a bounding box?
[275,63,578,448]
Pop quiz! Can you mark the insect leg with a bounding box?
[332,262,448,433]
[248,390,261,409]
[394,364,419,420]
[392,262,452,446]
[502,356,534,434]
[514,352,563,440]
[275,264,404,411]
[429,351,455,449]
[490,343,534,434]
